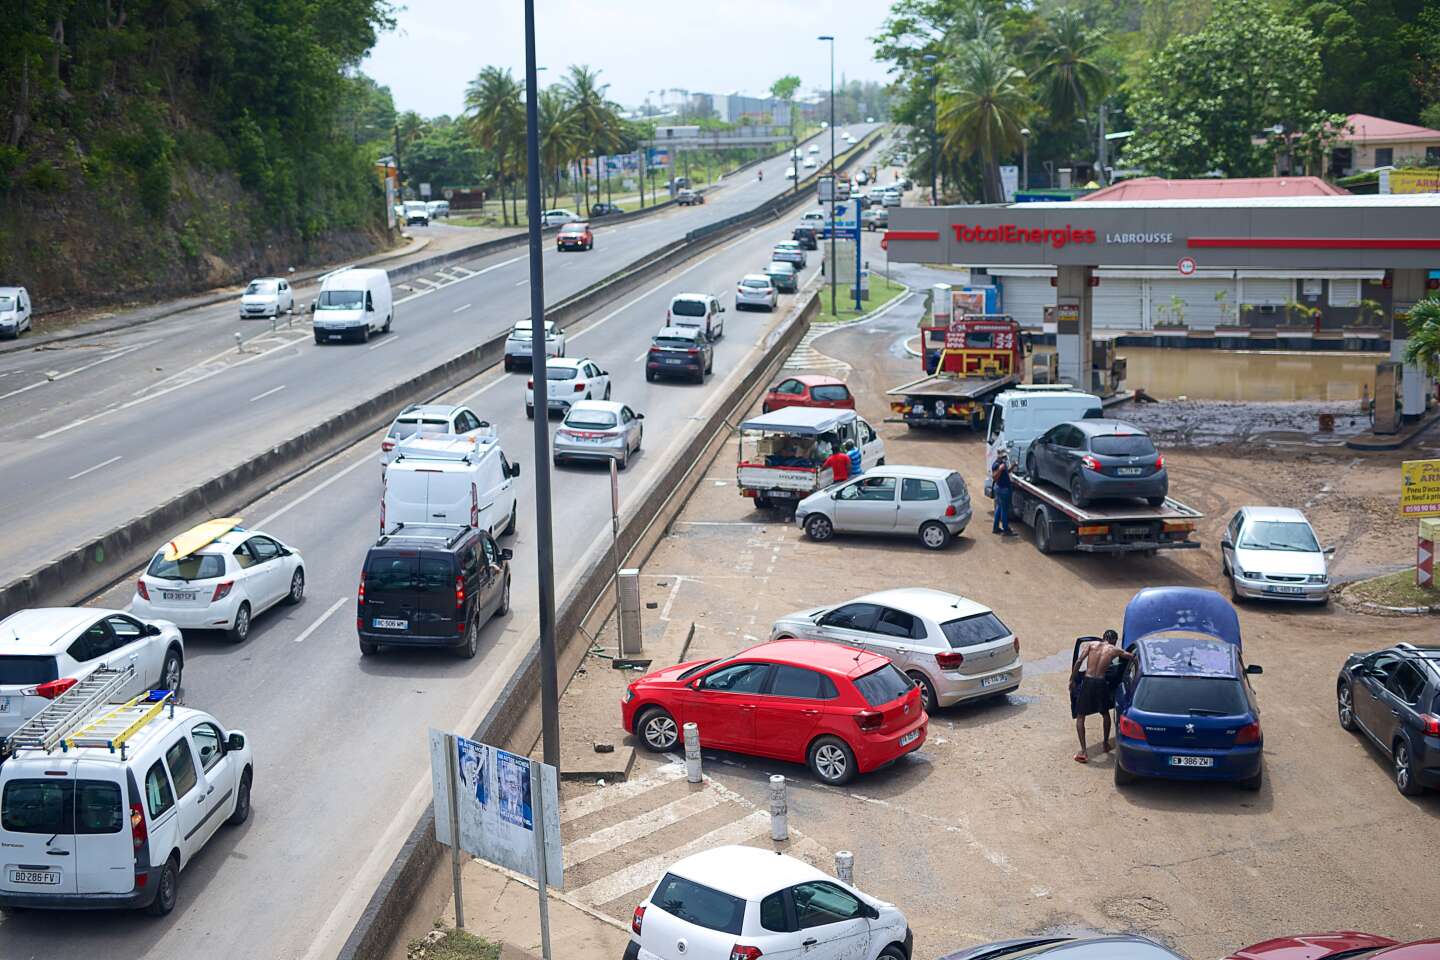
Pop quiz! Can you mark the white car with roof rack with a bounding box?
[381,403,490,466]
[0,611,184,749]
[131,518,305,644]
[525,356,612,419]
[382,432,521,539]
[0,671,253,916]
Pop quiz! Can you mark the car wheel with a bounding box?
[919,520,950,550]
[457,617,479,659]
[1229,572,1242,603]
[504,502,518,537]
[1394,739,1423,796]
[908,673,938,714]
[637,707,679,751]
[313,331,323,345]
[1114,761,1138,786]
[646,370,656,382]
[604,384,611,400]
[878,946,908,960]
[804,514,834,542]
[504,357,513,372]
[1337,682,1358,731]
[619,447,630,471]
[526,405,534,420]
[1069,474,1089,509]
[145,856,180,916]
[495,575,511,617]
[761,403,771,414]
[1239,764,1263,793]
[1034,514,1053,554]
[161,648,183,693]
[1026,452,1038,478]
[359,639,380,657]
[807,736,856,785]
[227,603,251,644]
[226,768,253,826]
[754,494,772,510]
[360,324,370,344]
[383,314,392,334]
[1146,495,1166,507]
[285,568,305,605]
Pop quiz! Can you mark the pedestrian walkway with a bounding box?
[783,326,852,375]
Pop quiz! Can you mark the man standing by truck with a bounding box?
[991,451,1015,535]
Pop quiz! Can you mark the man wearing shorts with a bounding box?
[1072,632,1132,763]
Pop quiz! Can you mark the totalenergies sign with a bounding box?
[951,223,1097,249]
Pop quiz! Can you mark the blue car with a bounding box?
[1113,587,1265,791]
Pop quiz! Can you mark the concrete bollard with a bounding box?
[683,722,702,783]
[769,775,788,841]
[835,850,854,884]
[234,332,243,354]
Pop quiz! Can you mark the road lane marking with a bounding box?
[558,766,687,824]
[368,335,399,351]
[0,342,149,402]
[632,349,649,362]
[68,455,122,480]
[569,247,727,341]
[249,384,286,403]
[514,277,529,286]
[293,596,348,643]
[254,452,377,527]
[452,303,472,313]
[459,370,512,403]
[563,789,727,868]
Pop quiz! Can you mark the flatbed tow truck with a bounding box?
[888,314,1024,429]
[1004,473,1203,555]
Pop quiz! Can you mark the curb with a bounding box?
[1345,408,1440,451]
[812,284,914,331]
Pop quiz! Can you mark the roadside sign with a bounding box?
[1400,459,1440,517]
[420,182,432,199]
[819,176,835,202]
[1177,256,1197,276]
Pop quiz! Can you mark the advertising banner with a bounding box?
[1400,459,1440,518]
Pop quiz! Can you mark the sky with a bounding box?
[363,0,898,119]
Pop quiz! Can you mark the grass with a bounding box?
[814,273,907,325]
[1343,569,1440,610]
[406,928,500,960]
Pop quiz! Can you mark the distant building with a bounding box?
[1330,113,1440,177]
[1079,176,1347,202]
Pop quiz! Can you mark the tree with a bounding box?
[1291,0,1425,123]
[770,74,802,143]
[938,42,1031,202]
[464,66,524,224]
[564,65,620,212]
[1028,8,1109,127]
[1124,0,1328,177]
[1403,298,1440,378]
[538,86,576,208]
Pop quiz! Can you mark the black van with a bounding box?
[357,524,511,658]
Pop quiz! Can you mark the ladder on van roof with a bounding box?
[2,666,135,756]
[62,689,176,758]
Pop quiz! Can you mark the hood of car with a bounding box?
[774,606,828,630]
[1226,933,1398,960]
[635,658,713,687]
[242,293,278,304]
[1234,546,1325,578]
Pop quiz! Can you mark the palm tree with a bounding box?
[565,65,621,212]
[464,66,524,224]
[1403,298,1440,377]
[938,43,1031,202]
[538,86,576,208]
[1028,8,1108,127]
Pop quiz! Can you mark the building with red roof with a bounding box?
[1078,176,1347,203]
[1332,113,1440,177]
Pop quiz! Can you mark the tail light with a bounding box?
[730,947,763,960]
[381,439,396,453]
[455,575,465,609]
[631,905,645,935]
[1155,453,1165,469]
[687,349,700,356]
[944,504,957,517]
[28,677,78,699]
[935,651,964,670]
[527,378,534,389]
[574,383,585,393]
[1118,715,1147,741]
[211,581,234,603]
[1081,455,1101,472]
[136,580,150,601]
[1422,715,1440,736]
[1234,721,1262,745]
[130,802,148,852]
[854,710,883,731]
[1013,637,1021,655]
[357,577,366,606]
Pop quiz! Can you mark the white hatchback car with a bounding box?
[503,319,566,371]
[239,277,294,319]
[0,608,185,744]
[380,403,489,466]
[736,274,778,311]
[132,524,305,643]
[526,356,612,419]
[542,208,578,228]
[625,845,911,960]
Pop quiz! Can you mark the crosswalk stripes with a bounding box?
[783,327,851,374]
[563,789,727,869]
[558,765,686,824]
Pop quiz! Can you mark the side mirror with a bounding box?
[145,623,162,637]
[1324,546,1336,557]
[1245,664,1264,676]
[226,732,246,752]
[511,463,522,477]
[690,679,703,691]
[309,302,317,314]
[500,548,514,561]
[719,306,727,313]
[635,413,645,420]
[601,369,610,376]
[1220,538,1233,549]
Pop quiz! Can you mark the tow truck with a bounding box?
[1004,474,1202,554]
[887,313,1025,429]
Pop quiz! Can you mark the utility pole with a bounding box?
[1097,103,1108,186]
[1021,127,1030,194]
[393,124,405,202]
[820,34,836,317]
[923,54,938,205]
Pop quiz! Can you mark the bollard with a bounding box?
[234,332,243,354]
[270,315,277,334]
[835,850,854,884]
[683,722,702,783]
[769,775,788,841]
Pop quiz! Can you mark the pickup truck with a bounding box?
[736,407,884,510]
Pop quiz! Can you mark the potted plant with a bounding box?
[1346,298,1384,330]
[1153,295,1188,330]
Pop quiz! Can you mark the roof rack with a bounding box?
[2,667,136,756]
[62,689,177,758]
[378,522,470,548]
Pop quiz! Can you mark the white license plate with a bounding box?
[0,696,11,713]
[9,869,59,885]
[1116,467,1144,476]
[1266,585,1305,594]
[898,730,919,747]
[664,358,686,365]
[1168,755,1214,768]
[161,591,197,601]
[373,618,408,630]
[981,673,1012,689]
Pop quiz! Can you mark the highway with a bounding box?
[0,132,893,960]
[0,124,878,588]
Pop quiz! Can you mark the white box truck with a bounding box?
[381,434,520,539]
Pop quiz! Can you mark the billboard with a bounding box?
[646,147,672,168]
[1400,459,1440,518]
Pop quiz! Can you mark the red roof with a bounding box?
[1078,177,1347,202]
[1341,113,1440,144]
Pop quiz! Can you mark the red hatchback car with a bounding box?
[621,639,926,785]
[1227,936,1439,960]
[761,375,855,414]
[557,221,593,251]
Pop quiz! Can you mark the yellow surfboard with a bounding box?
[163,517,244,562]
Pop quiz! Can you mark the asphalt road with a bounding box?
[0,135,899,958]
[0,124,880,588]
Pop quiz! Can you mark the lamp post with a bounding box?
[1020,127,1030,195]
[922,54,938,205]
[819,34,836,317]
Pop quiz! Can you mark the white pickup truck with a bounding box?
[736,407,885,510]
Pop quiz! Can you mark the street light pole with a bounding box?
[523,0,560,773]
[1021,127,1030,195]
[819,34,836,317]
[922,54,938,206]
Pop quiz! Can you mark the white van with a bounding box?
[311,268,392,344]
[382,434,521,539]
[0,678,253,916]
[985,386,1102,494]
[0,286,33,338]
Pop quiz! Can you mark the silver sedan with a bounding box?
[552,400,644,469]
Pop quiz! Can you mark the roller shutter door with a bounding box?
[1240,278,1294,306]
[1149,279,1227,330]
[1091,278,1144,330]
[997,276,1054,327]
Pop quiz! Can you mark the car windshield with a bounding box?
[1092,434,1157,457]
[245,280,278,294]
[741,279,770,289]
[565,410,617,429]
[390,417,450,440]
[317,289,363,310]
[651,873,745,935]
[147,552,227,582]
[671,299,706,317]
[546,367,578,380]
[853,663,914,706]
[0,296,13,309]
[654,337,697,350]
[0,654,59,686]
[1134,676,1248,716]
[940,612,1011,648]
[811,385,849,402]
[1239,520,1320,552]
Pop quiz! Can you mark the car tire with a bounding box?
[359,639,380,657]
[637,707,679,752]
[1394,739,1424,796]
[1069,474,1089,509]
[360,324,370,344]
[504,502,517,537]
[1240,764,1264,793]
[619,447,629,471]
[646,370,656,382]
[161,648,183,693]
[908,673,938,714]
[1229,573,1242,603]
[604,384,611,400]
[227,603,251,644]
[807,735,856,786]
[1337,681,1359,732]
[314,331,323,345]
[285,568,305,605]
[495,575,511,617]
[457,618,479,659]
[226,768,253,826]
[754,494,772,510]
[526,405,534,420]
[695,368,705,384]
[1034,514,1053,554]
[804,514,834,542]
[1146,495,1166,507]
[1026,452,1038,478]
[1114,761,1138,787]
[919,520,950,550]
[761,403,771,414]
[504,357,513,372]
[383,314,392,334]
[878,945,908,960]
[145,856,180,916]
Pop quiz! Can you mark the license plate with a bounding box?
[1266,585,1305,594]
[1120,526,1151,536]
[0,697,11,713]
[9,869,59,885]
[373,618,408,630]
[981,673,1012,689]
[1168,755,1214,768]
[664,358,685,365]
[161,591,196,601]
[899,730,919,747]
[1116,467,1143,476]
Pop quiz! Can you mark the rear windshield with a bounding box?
[317,289,363,310]
[389,418,450,440]
[0,655,60,686]
[2,779,123,835]
[940,612,1011,648]
[671,299,706,317]
[810,385,849,402]
[545,368,578,380]
[364,554,454,593]
[1134,676,1248,716]
[651,873,745,935]
[767,262,794,273]
[653,337,697,350]
[945,473,967,499]
[566,411,617,429]
[1091,434,1157,457]
[741,279,771,289]
[509,326,534,340]
[853,663,914,706]
[146,552,226,582]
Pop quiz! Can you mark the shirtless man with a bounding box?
[1072,631,1133,763]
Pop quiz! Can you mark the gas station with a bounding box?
[885,194,1440,426]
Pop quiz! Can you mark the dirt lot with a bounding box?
[553,296,1440,960]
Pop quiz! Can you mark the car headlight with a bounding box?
[623,688,635,703]
[1237,569,1255,579]
[1307,574,1328,584]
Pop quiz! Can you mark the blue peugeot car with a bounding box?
[1113,587,1265,791]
